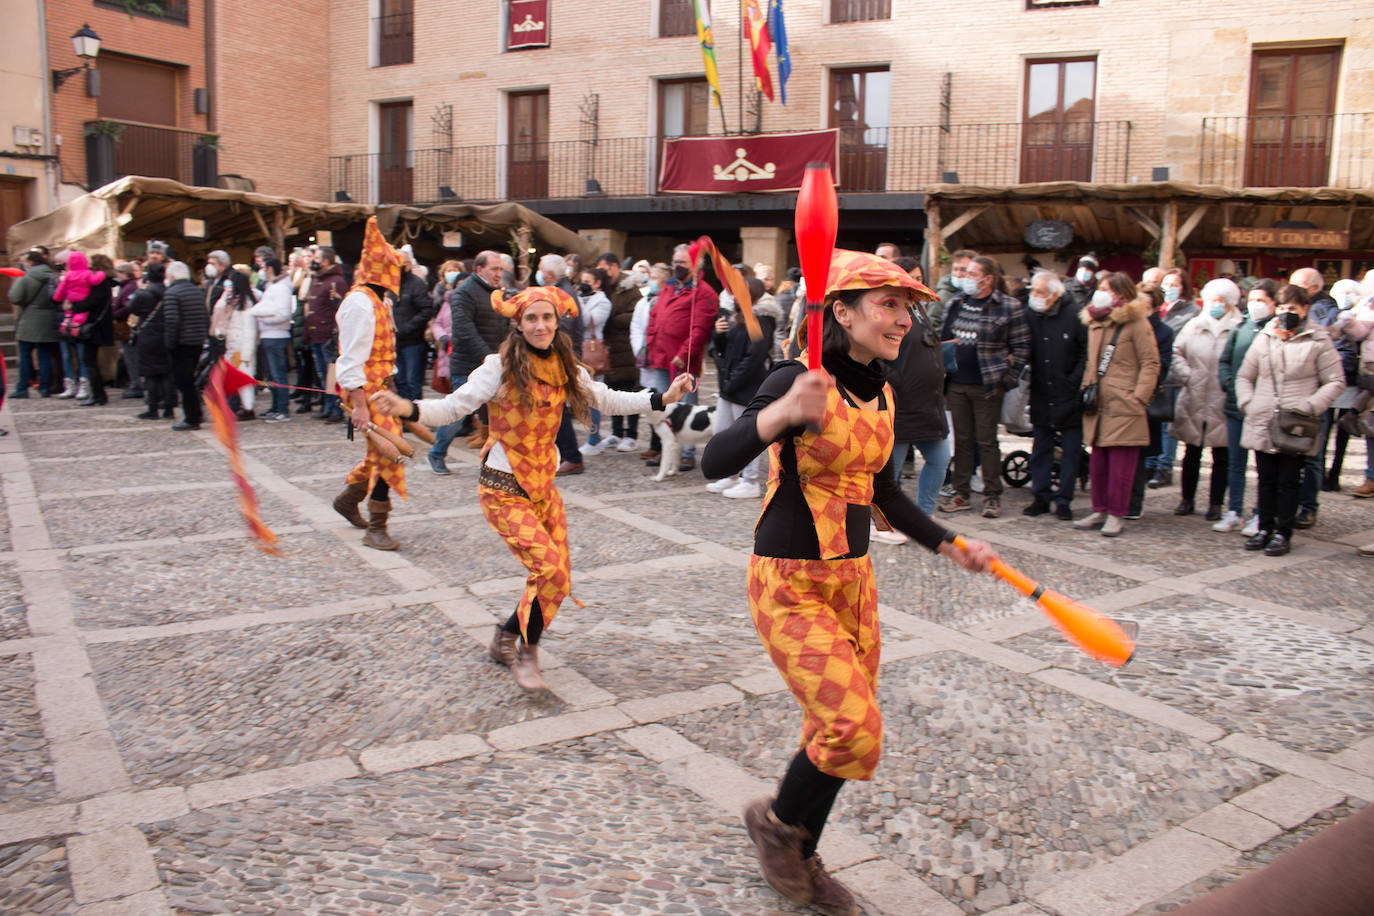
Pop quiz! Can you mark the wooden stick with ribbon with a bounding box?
[687,236,762,341]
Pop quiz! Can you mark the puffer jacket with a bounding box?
[1026,295,1088,429]
[1169,308,1243,447]
[887,300,949,442]
[711,294,782,405]
[1236,322,1344,455]
[603,287,641,386]
[163,278,210,349]
[71,276,116,348]
[1218,315,1273,420]
[131,281,170,375]
[1079,294,1160,448]
[393,270,435,348]
[449,272,511,378]
[10,263,58,344]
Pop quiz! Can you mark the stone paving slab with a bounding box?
[89,604,565,789]
[0,836,74,915]
[27,450,221,496]
[40,487,308,550]
[1003,594,1374,758]
[1219,552,1374,629]
[1124,800,1367,915]
[12,406,143,432]
[0,654,57,816]
[20,429,183,461]
[68,531,403,628]
[142,735,814,915]
[665,651,1273,913]
[246,438,395,480]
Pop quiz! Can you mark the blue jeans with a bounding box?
[1299,410,1334,512]
[261,338,290,414]
[59,338,84,381]
[16,341,56,395]
[1149,427,1179,471]
[429,374,467,460]
[1225,414,1248,514]
[893,437,953,516]
[310,340,341,416]
[395,341,426,401]
[1029,425,1083,508]
[647,367,698,456]
[587,407,602,445]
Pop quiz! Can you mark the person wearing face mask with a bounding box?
[302,247,350,420]
[1022,271,1088,519]
[575,267,614,457]
[1215,279,1278,533]
[1289,268,1344,527]
[390,246,436,406]
[939,256,1030,519]
[1063,253,1100,309]
[932,248,978,327]
[1145,268,1200,489]
[631,263,669,460]
[644,242,719,472]
[1073,273,1160,537]
[1170,279,1244,521]
[1235,284,1344,555]
[1320,278,1368,492]
[449,251,512,450]
[1125,286,1175,520]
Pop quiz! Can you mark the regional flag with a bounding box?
[768,0,791,104]
[744,0,774,102]
[694,0,722,108]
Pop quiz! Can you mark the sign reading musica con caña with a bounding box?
[1222,227,1351,250]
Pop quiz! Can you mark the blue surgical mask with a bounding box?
[647,281,660,295]
[957,276,978,296]
[1162,286,1181,303]
[445,271,459,285]
[1207,302,1227,319]
[534,270,545,287]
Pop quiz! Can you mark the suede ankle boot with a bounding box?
[511,641,549,690]
[489,625,518,667]
[743,798,812,905]
[332,483,368,528]
[362,499,399,551]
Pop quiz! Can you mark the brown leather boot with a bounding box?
[743,798,812,905]
[510,641,549,691]
[805,856,860,916]
[361,499,400,551]
[489,625,517,667]
[332,483,368,528]
[465,420,488,449]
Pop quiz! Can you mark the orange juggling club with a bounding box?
[953,535,1135,667]
[794,162,838,372]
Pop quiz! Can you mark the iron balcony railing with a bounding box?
[84,119,218,190]
[375,11,413,66]
[1200,112,1374,188]
[328,120,1134,205]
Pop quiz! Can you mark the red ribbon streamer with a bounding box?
[206,359,281,555]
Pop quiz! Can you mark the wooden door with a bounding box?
[378,101,413,203]
[0,178,32,312]
[1246,47,1341,187]
[657,78,710,190]
[508,90,549,199]
[829,67,889,191]
[1021,58,1096,183]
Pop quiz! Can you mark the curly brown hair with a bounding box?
[497,327,593,423]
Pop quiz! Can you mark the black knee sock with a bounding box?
[369,480,390,501]
[501,599,544,644]
[772,749,846,858]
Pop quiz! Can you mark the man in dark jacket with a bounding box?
[9,249,59,398]
[449,251,510,447]
[708,279,781,498]
[393,248,435,401]
[1291,267,1338,526]
[886,298,951,521]
[1063,252,1099,309]
[303,247,349,420]
[939,255,1030,518]
[1023,272,1088,519]
[162,261,210,430]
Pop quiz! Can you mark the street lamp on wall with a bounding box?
[52,24,101,92]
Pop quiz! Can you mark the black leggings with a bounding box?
[772,750,846,859]
[608,378,639,439]
[1181,444,1229,506]
[501,599,545,645]
[370,481,389,501]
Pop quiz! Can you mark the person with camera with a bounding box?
[1234,284,1344,556]
[1074,273,1160,537]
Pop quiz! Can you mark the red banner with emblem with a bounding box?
[658,129,840,194]
[507,0,549,50]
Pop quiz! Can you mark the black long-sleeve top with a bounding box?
[702,356,952,559]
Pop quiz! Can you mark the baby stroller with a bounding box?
[1002,443,1091,492]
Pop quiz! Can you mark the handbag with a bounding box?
[1081,324,1123,414]
[1266,347,1321,456]
[1146,384,1179,422]
[580,318,610,374]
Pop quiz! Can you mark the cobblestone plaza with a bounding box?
[0,390,1370,915]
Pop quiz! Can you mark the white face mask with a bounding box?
[1091,290,1115,310]
[1076,268,1094,285]
[1248,300,1274,322]
[1337,293,1357,310]
[204,264,219,279]
[1162,285,1181,303]
[959,275,981,296]
[1028,295,1050,313]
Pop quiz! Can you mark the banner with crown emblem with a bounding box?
[507,0,550,50]
[658,128,839,194]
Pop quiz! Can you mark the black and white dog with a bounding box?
[645,399,716,481]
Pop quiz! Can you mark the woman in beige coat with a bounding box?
[1236,284,1344,556]
[1075,273,1161,536]
[1171,278,1244,519]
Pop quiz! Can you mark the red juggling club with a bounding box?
[794,163,838,371]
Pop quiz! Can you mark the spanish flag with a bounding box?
[693,0,722,108]
[743,0,774,102]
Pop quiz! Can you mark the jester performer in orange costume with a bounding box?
[701,251,1000,916]
[373,286,693,690]
[332,217,408,551]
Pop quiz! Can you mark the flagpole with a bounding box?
[737,0,744,136]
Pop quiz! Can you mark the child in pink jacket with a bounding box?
[54,251,107,335]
